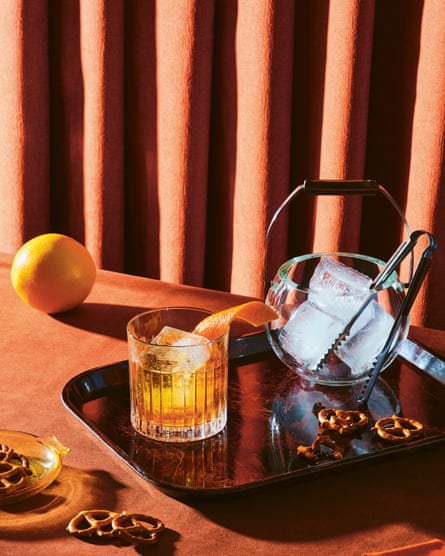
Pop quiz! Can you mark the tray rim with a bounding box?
[61,333,445,499]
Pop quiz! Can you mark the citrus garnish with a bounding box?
[10,233,96,314]
[193,301,278,340]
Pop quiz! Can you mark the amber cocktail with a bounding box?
[127,308,229,442]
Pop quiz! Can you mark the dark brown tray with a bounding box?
[61,333,445,499]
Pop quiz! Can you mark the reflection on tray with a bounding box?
[269,374,399,471]
[130,429,231,490]
[62,333,445,498]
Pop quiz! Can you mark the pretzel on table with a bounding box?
[66,509,165,546]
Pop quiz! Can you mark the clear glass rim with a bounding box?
[127,306,227,346]
[277,252,401,295]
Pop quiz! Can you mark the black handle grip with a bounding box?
[303,179,379,195]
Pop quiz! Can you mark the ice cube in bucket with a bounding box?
[265,253,408,386]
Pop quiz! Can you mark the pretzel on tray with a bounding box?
[298,406,425,462]
[317,408,368,434]
[372,415,424,443]
[297,406,369,462]
[297,433,346,461]
[66,509,164,546]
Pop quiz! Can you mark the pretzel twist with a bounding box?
[297,407,425,461]
[372,415,424,443]
[297,433,346,461]
[0,444,14,463]
[66,509,119,539]
[67,509,165,546]
[297,407,368,462]
[318,408,368,434]
[0,461,28,490]
[312,434,345,460]
[0,444,31,492]
[0,444,30,470]
[112,512,164,545]
[296,443,318,461]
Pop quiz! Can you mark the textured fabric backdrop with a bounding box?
[0,0,444,329]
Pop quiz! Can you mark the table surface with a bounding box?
[1,252,445,556]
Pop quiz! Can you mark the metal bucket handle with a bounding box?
[265,179,413,289]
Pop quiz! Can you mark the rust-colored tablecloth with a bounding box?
[1,252,445,556]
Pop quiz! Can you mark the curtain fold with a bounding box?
[228,0,294,297]
[314,0,375,254]
[404,0,445,327]
[0,1,49,250]
[81,0,125,270]
[1,0,444,330]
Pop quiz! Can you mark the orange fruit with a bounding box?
[193,301,278,340]
[10,233,96,314]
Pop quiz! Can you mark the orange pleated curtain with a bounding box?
[0,0,444,330]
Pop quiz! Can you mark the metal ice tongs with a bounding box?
[308,228,435,405]
[315,231,436,397]
[315,231,420,372]
[356,230,437,404]
[314,230,432,377]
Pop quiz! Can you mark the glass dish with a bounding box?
[0,430,70,505]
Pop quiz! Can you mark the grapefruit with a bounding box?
[10,233,96,314]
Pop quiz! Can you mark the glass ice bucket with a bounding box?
[264,180,436,390]
[265,252,409,386]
